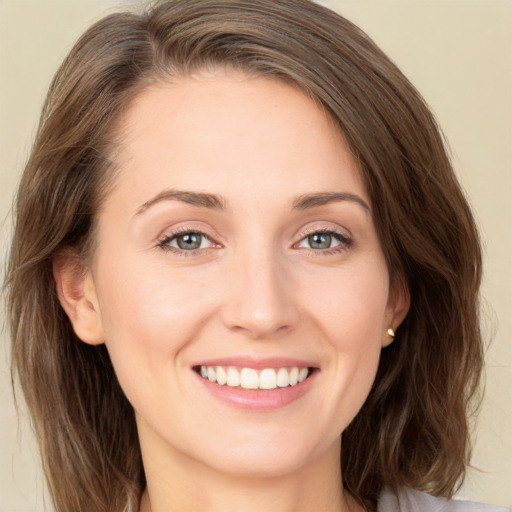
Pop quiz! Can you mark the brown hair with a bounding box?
[5,1,483,511]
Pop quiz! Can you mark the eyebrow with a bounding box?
[135,189,370,216]
[135,189,226,215]
[292,192,370,211]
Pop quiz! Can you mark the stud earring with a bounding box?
[387,328,395,338]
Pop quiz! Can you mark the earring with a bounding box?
[387,328,395,338]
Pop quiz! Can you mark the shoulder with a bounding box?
[377,487,511,512]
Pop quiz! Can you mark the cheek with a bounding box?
[301,262,389,422]
[329,268,388,378]
[303,261,390,346]
[93,252,215,382]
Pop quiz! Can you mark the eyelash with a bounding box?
[294,227,352,255]
[157,227,352,256]
[157,227,217,255]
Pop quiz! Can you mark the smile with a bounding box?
[196,365,311,390]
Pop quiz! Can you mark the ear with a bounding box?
[53,251,104,345]
[382,278,410,347]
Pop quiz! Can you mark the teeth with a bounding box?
[276,367,289,387]
[216,366,227,385]
[198,365,311,390]
[259,368,277,390]
[227,367,240,387]
[240,368,259,389]
[207,366,216,382]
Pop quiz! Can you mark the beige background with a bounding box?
[1,1,510,510]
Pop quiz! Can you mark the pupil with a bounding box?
[309,233,331,249]
[177,233,201,250]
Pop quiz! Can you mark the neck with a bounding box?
[138,430,360,512]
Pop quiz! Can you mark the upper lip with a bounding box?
[193,356,318,369]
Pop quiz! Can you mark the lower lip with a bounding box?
[194,370,316,411]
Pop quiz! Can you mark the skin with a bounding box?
[55,69,409,512]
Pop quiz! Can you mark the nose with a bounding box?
[220,249,300,340]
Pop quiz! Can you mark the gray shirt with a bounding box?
[378,487,511,512]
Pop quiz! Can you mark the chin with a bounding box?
[190,429,333,479]
[203,451,313,479]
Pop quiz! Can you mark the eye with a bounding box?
[296,230,351,251]
[159,231,213,251]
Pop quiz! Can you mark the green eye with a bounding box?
[307,233,335,249]
[175,233,203,250]
[160,231,213,251]
[297,230,351,252]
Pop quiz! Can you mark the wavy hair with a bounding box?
[6,1,483,510]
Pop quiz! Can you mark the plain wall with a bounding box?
[1,1,510,510]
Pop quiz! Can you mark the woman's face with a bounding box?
[69,69,408,479]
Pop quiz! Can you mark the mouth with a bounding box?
[193,365,314,390]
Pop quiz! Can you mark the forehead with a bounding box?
[107,69,367,210]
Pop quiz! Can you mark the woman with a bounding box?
[5,1,509,511]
